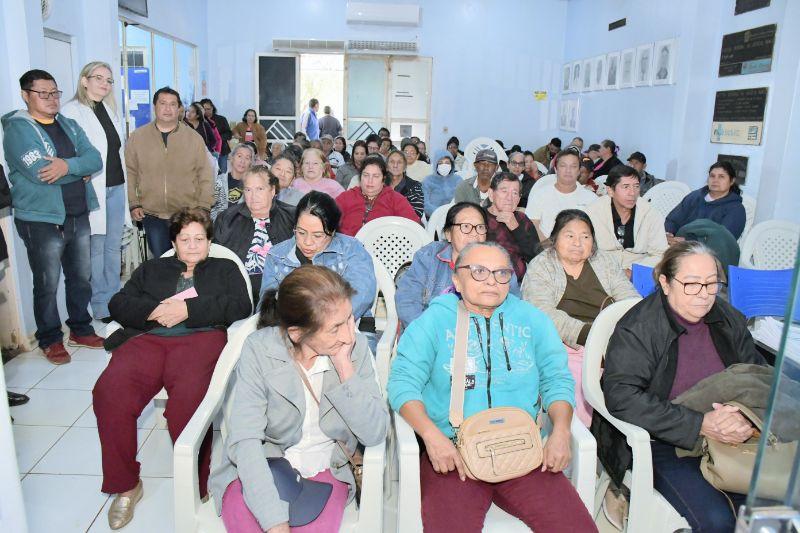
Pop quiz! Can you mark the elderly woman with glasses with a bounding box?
[259,191,376,320]
[396,202,519,329]
[388,241,597,532]
[595,241,764,533]
[486,172,540,279]
[521,209,638,425]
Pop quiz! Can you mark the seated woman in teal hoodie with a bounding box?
[387,241,597,532]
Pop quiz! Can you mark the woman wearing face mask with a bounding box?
[335,140,366,189]
[422,150,461,218]
[486,173,540,279]
[385,150,425,219]
[396,202,521,329]
[334,155,420,237]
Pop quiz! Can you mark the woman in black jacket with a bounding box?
[93,207,251,530]
[593,241,764,533]
[213,166,295,302]
[592,139,623,178]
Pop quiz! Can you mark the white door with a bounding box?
[44,35,75,97]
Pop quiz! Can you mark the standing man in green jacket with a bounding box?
[1,69,105,364]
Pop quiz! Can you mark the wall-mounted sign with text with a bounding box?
[710,87,767,145]
[719,24,776,77]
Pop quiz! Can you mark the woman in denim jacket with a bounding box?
[259,191,376,319]
[395,202,518,329]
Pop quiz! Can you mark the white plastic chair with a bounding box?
[738,194,757,246]
[371,255,399,389]
[173,314,387,533]
[642,181,691,219]
[394,412,596,532]
[594,174,608,185]
[355,216,432,279]
[458,137,509,179]
[582,299,691,532]
[739,220,800,270]
[426,202,452,241]
[106,243,254,408]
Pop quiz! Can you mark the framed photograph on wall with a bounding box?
[562,63,572,93]
[559,100,569,129]
[581,59,592,92]
[653,39,676,85]
[605,52,620,89]
[620,48,636,88]
[635,43,654,86]
[560,99,580,132]
[571,61,582,92]
[592,55,606,91]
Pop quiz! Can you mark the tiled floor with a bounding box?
[7,320,618,533]
[7,321,174,533]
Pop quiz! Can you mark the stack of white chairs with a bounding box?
[582,299,691,532]
[738,194,757,245]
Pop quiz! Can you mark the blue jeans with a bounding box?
[651,440,745,532]
[218,153,228,174]
[142,215,171,258]
[90,185,125,319]
[15,215,95,348]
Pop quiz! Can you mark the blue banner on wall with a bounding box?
[121,67,151,129]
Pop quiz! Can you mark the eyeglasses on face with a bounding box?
[457,264,514,284]
[87,75,114,85]
[672,279,727,295]
[293,227,330,242]
[449,222,488,235]
[26,89,63,100]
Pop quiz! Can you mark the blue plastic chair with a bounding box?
[631,263,657,297]
[728,266,800,321]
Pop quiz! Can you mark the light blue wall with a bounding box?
[206,0,568,153]
[562,0,799,223]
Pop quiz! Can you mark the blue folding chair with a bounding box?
[728,266,800,321]
[631,263,657,297]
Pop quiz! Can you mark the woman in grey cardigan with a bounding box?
[210,265,388,533]
[521,210,638,425]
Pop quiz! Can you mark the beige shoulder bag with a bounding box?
[700,401,796,501]
[449,301,543,483]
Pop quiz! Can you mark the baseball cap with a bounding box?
[268,457,332,526]
[627,151,646,164]
[320,134,334,142]
[474,148,498,164]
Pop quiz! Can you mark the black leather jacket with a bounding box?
[591,290,764,486]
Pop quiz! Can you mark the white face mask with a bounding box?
[437,163,452,176]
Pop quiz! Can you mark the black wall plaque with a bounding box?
[735,0,770,15]
[609,18,627,31]
[719,24,776,76]
[713,88,768,122]
[258,56,296,118]
[716,154,749,185]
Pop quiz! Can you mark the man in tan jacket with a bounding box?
[125,87,212,256]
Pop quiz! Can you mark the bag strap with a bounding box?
[293,360,362,468]
[449,301,471,429]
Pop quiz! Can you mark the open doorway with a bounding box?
[299,54,344,132]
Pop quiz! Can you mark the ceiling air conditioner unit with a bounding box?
[346,2,420,26]
[348,40,419,55]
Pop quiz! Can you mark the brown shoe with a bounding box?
[68,333,104,349]
[42,343,71,365]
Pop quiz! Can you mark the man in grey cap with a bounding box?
[454,148,498,206]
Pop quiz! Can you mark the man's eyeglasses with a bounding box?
[672,279,727,296]
[26,89,63,100]
[457,264,514,284]
[87,75,114,85]
[449,222,488,235]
